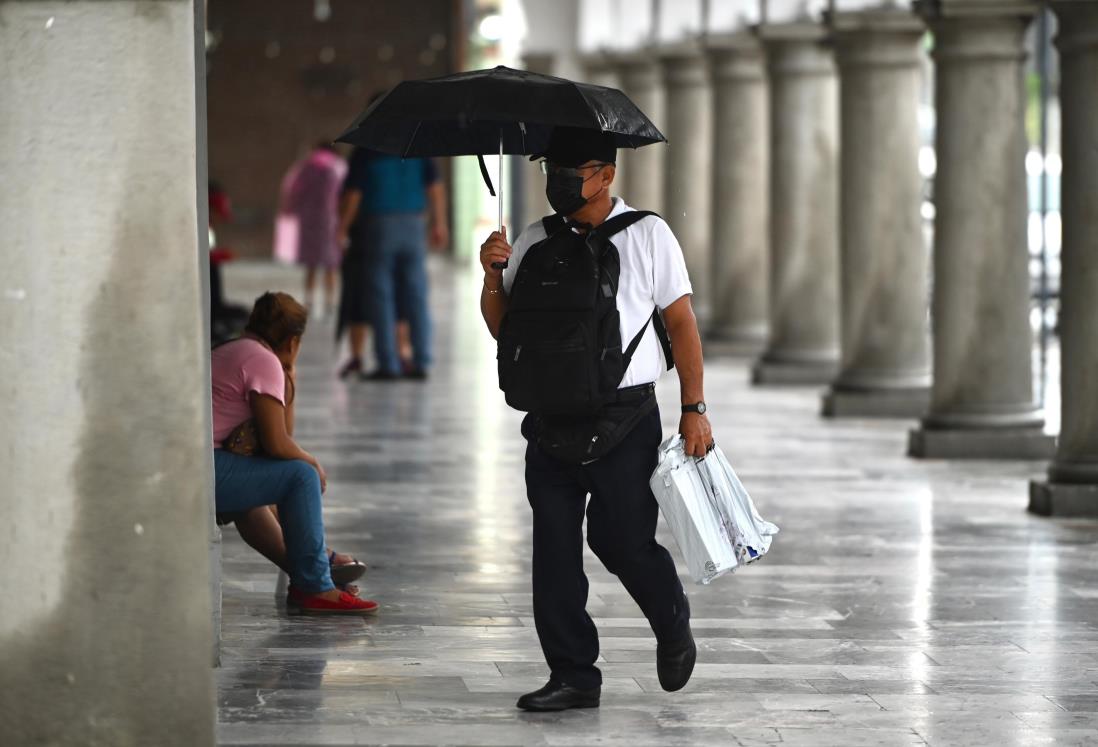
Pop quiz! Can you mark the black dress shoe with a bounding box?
[516,680,600,712]
[657,627,696,692]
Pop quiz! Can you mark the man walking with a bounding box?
[337,139,448,380]
[479,127,712,711]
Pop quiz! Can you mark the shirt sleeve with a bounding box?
[242,351,286,406]
[422,158,440,186]
[649,218,693,310]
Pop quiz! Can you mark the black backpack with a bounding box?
[497,210,674,416]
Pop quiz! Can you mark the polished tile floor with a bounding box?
[217,261,1098,747]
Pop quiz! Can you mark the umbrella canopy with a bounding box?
[335,65,666,158]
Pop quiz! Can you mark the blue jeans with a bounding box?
[364,213,431,373]
[213,450,334,593]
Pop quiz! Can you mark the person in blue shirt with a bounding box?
[337,144,448,379]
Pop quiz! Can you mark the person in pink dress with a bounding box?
[277,143,347,319]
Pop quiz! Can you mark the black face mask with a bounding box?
[545,172,588,216]
[545,167,606,216]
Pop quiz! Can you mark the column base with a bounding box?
[752,358,838,386]
[706,331,768,357]
[822,386,929,418]
[707,338,768,358]
[908,426,1055,460]
[1028,481,1098,518]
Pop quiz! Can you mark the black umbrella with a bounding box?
[335,65,666,232]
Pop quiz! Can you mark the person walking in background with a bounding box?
[336,135,448,381]
[277,143,347,320]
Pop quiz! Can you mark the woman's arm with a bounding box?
[283,366,296,437]
[251,392,326,491]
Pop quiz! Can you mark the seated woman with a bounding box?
[212,291,377,614]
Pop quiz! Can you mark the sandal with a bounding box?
[329,551,367,587]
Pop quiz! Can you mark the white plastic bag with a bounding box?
[697,443,779,566]
[650,435,778,584]
[650,435,738,584]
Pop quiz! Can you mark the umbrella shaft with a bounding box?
[498,135,503,233]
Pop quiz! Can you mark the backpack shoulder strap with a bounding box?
[591,210,658,243]
[622,307,676,374]
[652,308,674,371]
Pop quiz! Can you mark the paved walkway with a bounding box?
[216,260,1098,747]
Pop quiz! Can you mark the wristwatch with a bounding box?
[681,402,707,415]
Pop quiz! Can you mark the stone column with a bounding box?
[1030,3,1098,515]
[617,51,666,214]
[0,2,216,745]
[661,42,715,325]
[707,32,770,349]
[519,53,554,230]
[907,3,1054,459]
[751,23,841,384]
[582,52,630,180]
[822,11,932,417]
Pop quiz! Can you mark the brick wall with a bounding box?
[207,0,459,258]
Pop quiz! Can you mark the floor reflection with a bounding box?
[216,260,1098,747]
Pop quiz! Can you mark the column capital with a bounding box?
[754,22,835,77]
[1052,2,1098,56]
[578,50,618,77]
[657,38,709,61]
[914,0,1038,19]
[520,52,555,75]
[614,49,662,87]
[753,21,828,44]
[707,31,765,81]
[829,8,925,35]
[829,9,926,69]
[923,14,1032,63]
[658,41,710,85]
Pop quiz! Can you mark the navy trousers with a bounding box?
[523,405,689,690]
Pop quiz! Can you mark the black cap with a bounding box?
[531,126,617,167]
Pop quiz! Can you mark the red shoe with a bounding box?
[288,587,379,615]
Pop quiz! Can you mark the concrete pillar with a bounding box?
[580,50,621,88]
[907,4,1055,459]
[581,52,630,181]
[660,42,715,325]
[707,32,770,349]
[823,10,932,417]
[519,53,554,231]
[1030,3,1098,515]
[751,23,841,385]
[616,51,666,214]
[0,2,216,745]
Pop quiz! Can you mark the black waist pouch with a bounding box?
[524,384,657,464]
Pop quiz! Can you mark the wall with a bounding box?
[0,1,216,744]
[207,0,460,258]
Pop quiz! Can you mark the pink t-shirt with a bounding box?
[211,338,286,445]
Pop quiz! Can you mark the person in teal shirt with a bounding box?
[337,146,448,379]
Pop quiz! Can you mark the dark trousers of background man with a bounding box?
[522,406,689,691]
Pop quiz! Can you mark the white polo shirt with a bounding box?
[502,197,693,388]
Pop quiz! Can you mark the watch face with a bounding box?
[697,402,707,414]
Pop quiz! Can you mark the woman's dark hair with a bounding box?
[245,292,308,350]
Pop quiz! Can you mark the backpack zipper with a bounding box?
[514,345,522,362]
